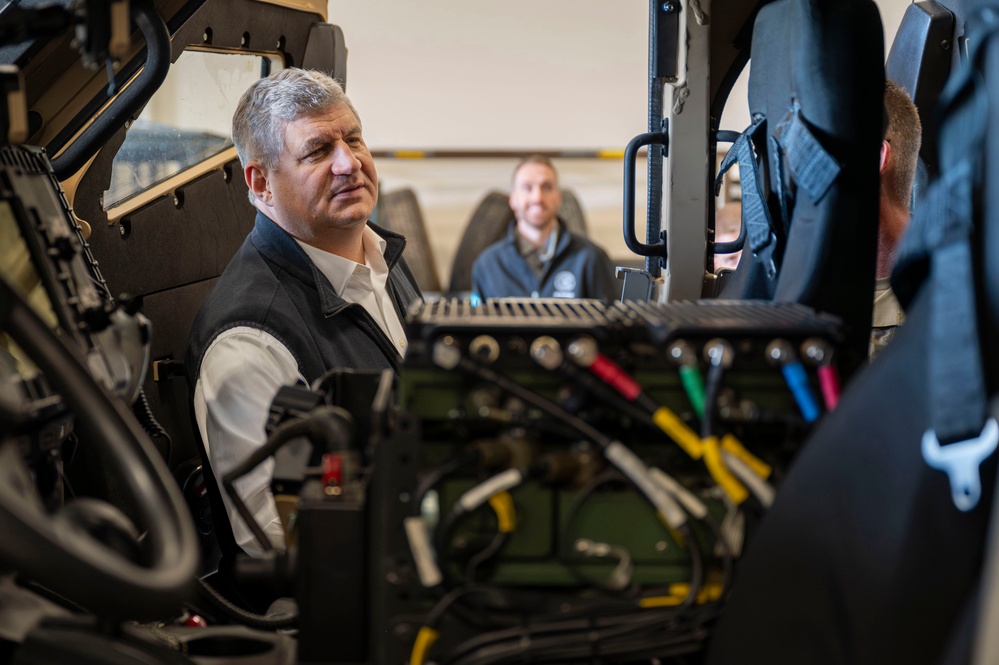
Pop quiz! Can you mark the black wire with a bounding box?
[413,450,480,517]
[427,585,494,626]
[221,406,353,553]
[194,578,296,630]
[444,608,703,665]
[457,358,613,450]
[479,625,704,664]
[703,513,735,610]
[556,360,664,429]
[131,388,172,463]
[702,363,725,439]
[559,469,636,593]
[464,531,509,584]
[676,523,703,612]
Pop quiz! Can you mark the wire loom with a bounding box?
[400,335,779,665]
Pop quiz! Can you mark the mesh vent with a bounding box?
[408,298,842,347]
[617,300,842,343]
[408,298,620,339]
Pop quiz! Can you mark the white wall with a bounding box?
[328,0,650,151]
[330,0,915,152]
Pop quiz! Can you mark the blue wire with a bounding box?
[781,362,821,423]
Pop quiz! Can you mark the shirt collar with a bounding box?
[295,226,389,296]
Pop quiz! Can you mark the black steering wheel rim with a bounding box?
[0,275,198,620]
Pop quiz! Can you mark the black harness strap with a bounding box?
[774,101,842,205]
[715,117,773,255]
[894,13,999,511]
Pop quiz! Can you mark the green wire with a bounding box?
[678,365,706,418]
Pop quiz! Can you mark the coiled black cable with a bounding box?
[131,388,172,463]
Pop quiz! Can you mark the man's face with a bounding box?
[258,103,378,240]
[509,162,562,231]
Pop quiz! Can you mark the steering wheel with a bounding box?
[0,275,198,620]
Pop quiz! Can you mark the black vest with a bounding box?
[186,212,423,389]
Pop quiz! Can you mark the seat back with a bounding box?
[719,0,884,368]
[707,7,999,664]
[886,1,957,172]
[375,188,442,294]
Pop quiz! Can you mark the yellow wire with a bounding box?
[702,436,749,504]
[639,582,725,608]
[721,434,772,479]
[488,491,516,533]
[650,406,750,502]
[409,626,439,665]
[651,406,704,459]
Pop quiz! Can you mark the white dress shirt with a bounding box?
[194,226,406,556]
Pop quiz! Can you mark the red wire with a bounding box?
[590,354,642,401]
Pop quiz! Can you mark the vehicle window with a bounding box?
[103,50,279,210]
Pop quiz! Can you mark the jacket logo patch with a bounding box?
[553,270,577,298]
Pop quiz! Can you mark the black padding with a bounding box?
[82,166,254,298]
[885,1,956,170]
[142,279,220,468]
[559,190,588,236]
[448,191,510,294]
[772,0,883,360]
[706,290,996,665]
[377,188,441,293]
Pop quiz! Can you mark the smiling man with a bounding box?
[470,155,617,301]
[186,68,421,557]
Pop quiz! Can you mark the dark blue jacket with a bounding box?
[187,212,423,387]
[470,221,618,300]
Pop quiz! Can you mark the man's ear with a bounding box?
[246,162,272,207]
[880,140,891,176]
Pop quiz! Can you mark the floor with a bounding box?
[375,157,649,289]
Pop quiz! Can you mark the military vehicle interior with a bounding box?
[2,0,998,663]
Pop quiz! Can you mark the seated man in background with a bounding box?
[186,68,422,556]
[471,155,618,300]
[870,80,921,359]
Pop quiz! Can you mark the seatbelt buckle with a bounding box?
[922,418,999,511]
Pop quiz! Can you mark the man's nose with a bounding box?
[330,142,360,175]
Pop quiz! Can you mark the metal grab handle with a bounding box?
[713,129,747,254]
[623,131,670,258]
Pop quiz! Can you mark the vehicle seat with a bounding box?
[718,0,884,369]
[707,6,999,663]
[447,188,588,295]
[375,187,442,295]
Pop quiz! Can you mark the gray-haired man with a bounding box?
[187,68,422,556]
